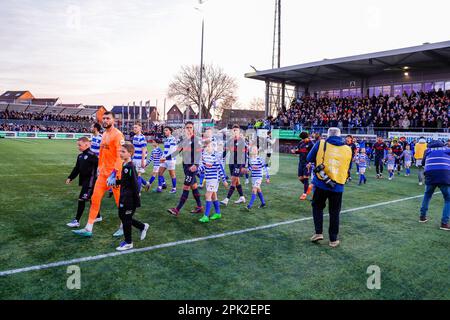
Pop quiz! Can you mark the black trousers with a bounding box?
[118,207,145,244]
[375,156,384,175]
[311,187,343,242]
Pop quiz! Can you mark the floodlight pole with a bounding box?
[199,17,205,126]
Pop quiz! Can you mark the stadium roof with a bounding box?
[0,102,97,117]
[245,41,450,86]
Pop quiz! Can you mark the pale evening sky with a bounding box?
[0,0,448,114]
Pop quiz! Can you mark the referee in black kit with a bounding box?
[167,121,204,216]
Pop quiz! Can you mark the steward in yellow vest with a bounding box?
[306,131,352,192]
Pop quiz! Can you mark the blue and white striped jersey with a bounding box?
[163,135,178,161]
[402,150,412,162]
[132,134,147,161]
[147,147,163,167]
[384,153,396,165]
[248,156,269,179]
[198,152,226,182]
[356,154,368,168]
[90,134,102,156]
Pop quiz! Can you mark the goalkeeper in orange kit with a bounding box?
[73,111,125,237]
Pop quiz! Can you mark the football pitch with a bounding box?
[0,139,448,300]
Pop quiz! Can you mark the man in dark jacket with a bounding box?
[307,128,352,247]
[419,140,450,230]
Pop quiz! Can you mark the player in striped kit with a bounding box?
[246,146,270,210]
[401,145,413,176]
[132,123,148,194]
[384,148,396,180]
[90,123,102,156]
[197,140,228,223]
[356,148,368,185]
[199,128,218,189]
[158,126,177,194]
[145,140,163,189]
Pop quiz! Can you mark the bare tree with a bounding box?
[168,64,238,118]
[248,97,265,111]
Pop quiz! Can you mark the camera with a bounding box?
[314,164,336,188]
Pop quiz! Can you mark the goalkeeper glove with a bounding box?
[106,170,117,187]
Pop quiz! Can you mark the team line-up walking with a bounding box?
[65,112,450,251]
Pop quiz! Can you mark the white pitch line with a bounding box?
[0,193,430,277]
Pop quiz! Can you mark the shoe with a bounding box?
[419,216,428,223]
[234,196,246,204]
[169,188,177,194]
[299,193,307,200]
[329,240,340,248]
[220,198,229,206]
[358,182,362,186]
[306,184,313,195]
[107,191,113,198]
[310,234,324,242]
[245,179,249,185]
[419,182,423,186]
[156,187,163,193]
[199,215,209,223]
[246,205,251,211]
[210,213,222,220]
[140,223,149,241]
[440,223,450,231]
[162,184,168,190]
[168,208,180,216]
[388,177,392,181]
[258,203,266,209]
[113,228,124,237]
[191,207,204,214]
[143,183,151,192]
[72,228,92,237]
[376,174,379,179]
[116,241,133,251]
[67,220,80,228]
[379,175,383,179]
[94,216,103,223]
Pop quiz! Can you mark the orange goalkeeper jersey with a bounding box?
[98,127,125,176]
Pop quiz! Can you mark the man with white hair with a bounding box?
[306,127,352,248]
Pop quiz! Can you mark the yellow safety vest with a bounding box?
[414,142,427,160]
[315,140,352,185]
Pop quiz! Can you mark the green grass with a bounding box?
[0,139,448,300]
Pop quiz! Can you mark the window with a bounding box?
[342,89,349,97]
[15,93,21,97]
[412,83,422,93]
[382,86,391,96]
[374,86,383,96]
[353,88,361,97]
[435,81,445,91]
[423,82,433,92]
[445,81,450,91]
[394,85,402,97]
[333,90,341,97]
[402,84,412,95]
[5,93,10,97]
[369,87,375,97]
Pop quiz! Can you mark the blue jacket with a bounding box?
[307,136,347,193]
[422,140,450,186]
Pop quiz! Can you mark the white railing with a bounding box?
[0,131,92,140]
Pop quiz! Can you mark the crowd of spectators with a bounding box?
[0,123,90,133]
[0,110,92,122]
[273,89,449,131]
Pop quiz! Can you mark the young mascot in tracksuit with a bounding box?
[66,137,102,228]
[115,142,149,251]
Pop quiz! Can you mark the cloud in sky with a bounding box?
[0,0,449,112]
